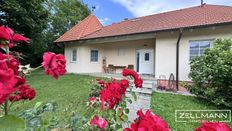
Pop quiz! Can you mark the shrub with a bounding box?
[189,39,232,107]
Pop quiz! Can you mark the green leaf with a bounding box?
[115,124,122,130]
[117,109,123,116]
[127,98,132,104]
[34,101,43,109]
[132,92,137,101]
[125,108,130,114]
[0,115,25,131]
[122,115,128,121]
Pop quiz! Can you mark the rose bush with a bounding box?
[0,25,66,130]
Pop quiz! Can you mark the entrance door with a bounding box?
[136,49,154,74]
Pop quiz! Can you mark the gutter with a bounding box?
[176,29,183,91]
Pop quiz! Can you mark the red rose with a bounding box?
[122,69,139,80]
[0,26,29,48]
[0,26,12,41]
[12,34,29,44]
[121,79,129,88]
[89,97,96,102]
[97,79,105,87]
[122,69,143,88]
[42,52,66,79]
[124,110,170,131]
[195,122,232,131]
[9,84,36,102]
[100,82,123,110]
[0,53,19,75]
[134,78,143,88]
[90,115,108,129]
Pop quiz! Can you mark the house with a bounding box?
[55,4,232,85]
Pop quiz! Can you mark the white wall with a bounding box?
[64,39,155,74]
[65,43,104,73]
[155,25,232,81]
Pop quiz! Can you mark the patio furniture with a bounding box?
[128,64,134,70]
[108,64,116,73]
[102,58,109,73]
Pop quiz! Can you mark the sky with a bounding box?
[83,0,232,26]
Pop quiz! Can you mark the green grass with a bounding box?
[151,92,232,131]
[10,70,96,126]
[8,71,231,130]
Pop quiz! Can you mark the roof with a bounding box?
[55,14,103,43]
[55,4,232,43]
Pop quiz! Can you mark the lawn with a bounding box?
[8,71,231,130]
[151,92,232,131]
[10,70,96,126]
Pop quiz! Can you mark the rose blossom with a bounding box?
[0,53,19,75]
[122,69,143,88]
[9,84,36,102]
[0,26,29,48]
[90,115,108,129]
[124,110,170,131]
[89,97,97,102]
[100,82,122,110]
[42,52,66,79]
[195,122,232,131]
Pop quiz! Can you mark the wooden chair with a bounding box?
[128,64,134,70]
[108,64,116,73]
[102,58,109,73]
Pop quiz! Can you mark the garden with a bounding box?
[0,0,232,130]
[0,25,231,130]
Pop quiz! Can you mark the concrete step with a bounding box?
[126,87,152,95]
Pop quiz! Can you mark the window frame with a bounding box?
[144,52,150,61]
[71,49,77,62]
[189,39,214,61]
[90,49,99,62]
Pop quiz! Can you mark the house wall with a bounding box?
[64,38,156,73]
[103,39,155,69]
[65,43,104,73]
[155,25,232,81]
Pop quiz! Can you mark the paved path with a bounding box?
[126,92,151,121]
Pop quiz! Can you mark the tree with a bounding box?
[189,39,232,107]
[45,0,90,53]
[0,0,90,66]
[0,0,50,66]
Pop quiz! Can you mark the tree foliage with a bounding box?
[44,0,90,54]
[0,0,90,66]
[189,39,232,107]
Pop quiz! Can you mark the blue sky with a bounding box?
[83,0,232,26]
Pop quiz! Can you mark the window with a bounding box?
[117,48,126,56]
[145,53,150,61]
[90,50,98,62]
[189,40,212,60]
[71,49,77,62]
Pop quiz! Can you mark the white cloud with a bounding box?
[99,17,110,25]
[111,0,232,17]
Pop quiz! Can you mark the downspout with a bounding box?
[176,29,183,91]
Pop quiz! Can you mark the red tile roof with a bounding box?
[55,4,232,43]
[55,14,103,43]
